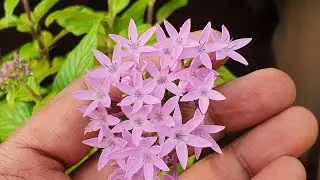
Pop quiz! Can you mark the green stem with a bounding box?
[49,29,69,48]
[22,83,42,102]
[147,0,156,24]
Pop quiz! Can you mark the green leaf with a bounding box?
[15,75,41,102]
[32,91,56,113]
[109,0,130,17]
[41,30,53,48]
[177,155,195,173]
[30,56,64,83]
[156,0,188,23]
[46,6,105,36]
[0,16,19,30]
[115,0,149,33]
[53,23,101,92]
[215,66,236,86]
[16,13,32,33]
[6,90,15,110]
[33,0,60,23]
[0,100,33,142]
[18,41,40,60]
[4,0,19,17]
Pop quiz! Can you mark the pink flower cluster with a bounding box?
[74,19,251,180]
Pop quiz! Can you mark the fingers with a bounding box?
[252,156,306,180]
[179,106,318,180]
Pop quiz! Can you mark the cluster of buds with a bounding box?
[0,53,30,91]
[74,19,251,180]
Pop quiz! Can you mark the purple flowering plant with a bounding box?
[74,19,251,180]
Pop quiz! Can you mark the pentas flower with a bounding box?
[158,106,212,169]
[180,22,228,69]
[73,77,111,116]
[76,19,252,180]
[211,25,252,65]
[87,45,134,85]
[180,72,226,114]
[109,19,158,64]
[112,105,155,146]
[117,69,160,114]
[146,61,182,100]
[83,126,127,171]
[191,109,225,159]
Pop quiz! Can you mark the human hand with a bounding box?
[0,65,317,180]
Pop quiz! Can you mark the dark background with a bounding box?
[0,0,318,179]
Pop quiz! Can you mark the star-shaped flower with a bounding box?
[82,126,127,171]
[180,22,227,69]
[211,25,252,65]
[87,45,134,85]
[116,69,160,114]
[158,106,212,169]
[112,105,155,146]
[146,61,182,100]
[73,77,111,116]
[191,109,225,159]
[112,137,169,180]
[109,19,158,63]
[78,103,120,135]
[180,72,226,114]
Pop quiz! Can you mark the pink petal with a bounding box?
[179,19,191,39]
[101,96,111,108]
[107,115,121,125]
[204,125,225,133]
[186,134,212,147]
[163,175,175,180]
[188,75,202,87]
[129,19,138,42]
[162,96,179,114]
[163,115,175,127]
[143,120,156,132]
[150,145,161,155]
[126,158,144,179]
[205,42,228,52]
[152,156,169,171]
[199,97,209,114]
[159,138,176,157]
[73,90,95,100]
[199,53,212,69]
[132,128,143,146]
[175,69,189,81]
[87,76,102,89]
[84,100,99,116]
[85,120,103,133]
[182,39,199,48]
[179,47,197,59]
[116,83,134,95]
[139,105,153,118]
[211,29,220,42]
[180,90,200,102]
[146,61,160,77]
[210,137,222,154]
[229,38,252,50]
[97,126,104,143]
[160,55,171,69]
[83,138,102,148]
[227,50,248,65]
[109,34,130,47]
[140,46,159,53]
[144,163,154,180]
[176,142,188,169]
[221,25,230,42]
[140,137,157,148]
[199,22,211,44]
[98,149,111,171]
[133,70,143,88]
[108,168,124,180]
[121,129,132,142]
[165,81,183,96]
[139,26,156,45]
[194,147,202,160]
[118,96,135,106]
[164,20,178,38]
[143,95,161,104]
[183,114,204,133]
[204,72,217,86]
[112,120,133,132]
[153,84,166,100]
[87,68,109,78]
[118,61,134,74]
[215,50,227,60]
[92,49,112,67]
[173,105,182,125]
[132,99,144,114]
[207,90,226,101]
[156,25,167,42]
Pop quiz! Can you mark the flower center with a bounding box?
[199,88,208,97]
[142,154,152,163]
[176,36,183,44]
[163,48,171,55]
[130,42,140,51]
[95,89,106,99]
[134,90,143,99]
[106,139,117,151]
[197,43,206,52]
[157,76,167,84]
[133,118,143,127]
[174,130,187,142]
[108,64,117,73]
[153,112,164,124]
[193,127,206,138]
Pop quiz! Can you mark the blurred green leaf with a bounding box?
[30,56,64,83]
[215,66,236,86]
[0,100,33,142]
[46,6,105,36]
[18,41,40,60]
[16,13,32,33]
[156,0,188,24]
[32,91,56,113]
[0,16,19,30]
[115,0,149,33]
[109,0,130,17]
[4,0,19,17]
[53,23,101,92]
[41,30,53,48]
[6,90,15,110]
[177,155,195,173]
[33,0,60,23]
[15,75,41,102]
